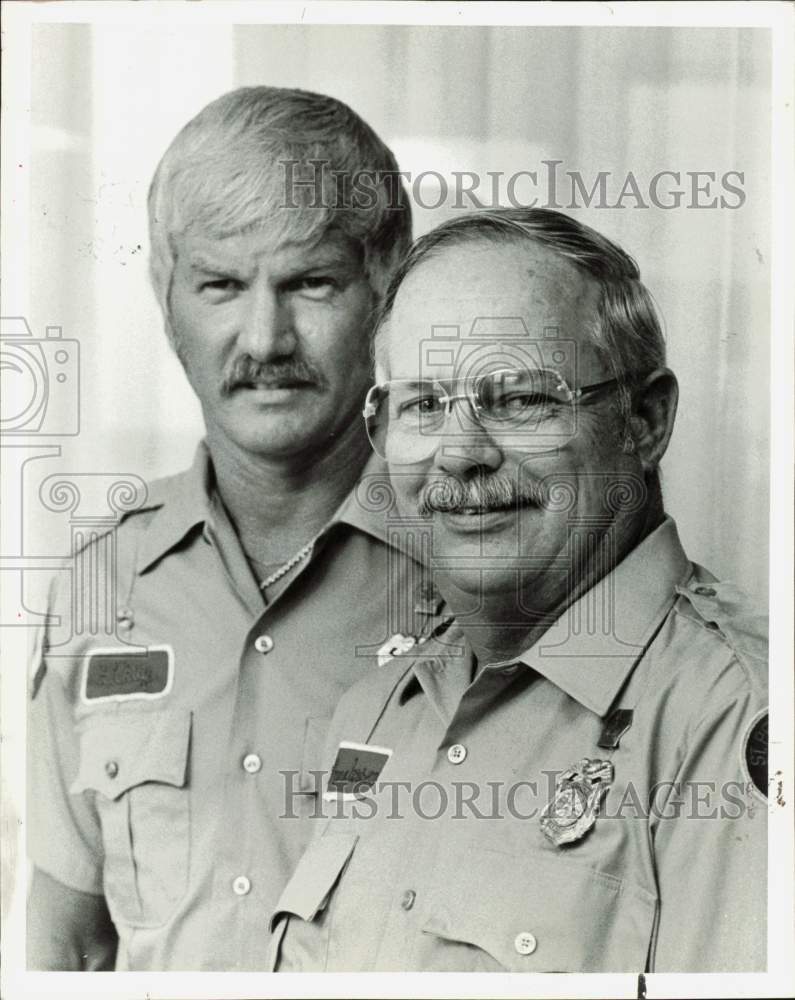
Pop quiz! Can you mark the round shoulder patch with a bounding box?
[742,711,768,799]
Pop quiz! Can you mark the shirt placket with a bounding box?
[364,658,523,968]
[206,507,323,965]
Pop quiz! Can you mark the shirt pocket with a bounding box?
[419,845,657,972]
[268,831,358,971]
[70,708,192,929]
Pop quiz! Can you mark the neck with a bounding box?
[445,494,665,668]
[206,421,371,564]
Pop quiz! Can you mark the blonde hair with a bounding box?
[148,86,412,323]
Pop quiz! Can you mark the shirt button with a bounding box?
[254,634,274,654]
[694,585,716,597]
[400,889,416,911]
[447,744,467,764]
[242,753,262,774]
[232,875,251,896]
[514,931,537,955]
[105,760,119,779]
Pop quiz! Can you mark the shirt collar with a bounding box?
[331,452,397,546]
[137,443,214,574]
[137,445,410,575]
[396,622,473,719]
[519,516,692,717]
[396,516,692,721]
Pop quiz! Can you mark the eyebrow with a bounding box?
[186,255,248,278]
[185,247,359,279]
[391,379,442,390]
[290,246,361,272]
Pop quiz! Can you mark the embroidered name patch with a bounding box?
[324,741,392,801]
[81,645,174,704]
[743,710,768,799]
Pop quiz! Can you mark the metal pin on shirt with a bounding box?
[540,758,614,847]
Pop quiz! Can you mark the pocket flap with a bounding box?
[420,846,655,972]
[269,832,358,932]
[70,709,191,800]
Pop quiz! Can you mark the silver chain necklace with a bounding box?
[258,534,320,591]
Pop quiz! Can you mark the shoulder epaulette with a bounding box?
[70,496,162,557]
[675,579,768,676]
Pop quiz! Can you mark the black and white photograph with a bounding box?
[1,2,793,998]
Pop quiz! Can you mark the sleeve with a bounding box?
[27,576,105,895]
[649,683,767,972]
[27,867,118,970]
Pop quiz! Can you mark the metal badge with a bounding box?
[540,757,614,846]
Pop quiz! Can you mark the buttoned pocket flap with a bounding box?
[420,847,656,972]
[70,709,191,800]
[269,832,359,932]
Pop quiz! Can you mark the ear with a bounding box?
[628,368,679,471]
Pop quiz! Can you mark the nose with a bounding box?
[238,285,296,361]
[433,402,503,476]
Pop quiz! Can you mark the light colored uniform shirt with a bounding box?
[270,518,768,973]
[28,445,435,970]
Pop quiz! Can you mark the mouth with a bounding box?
[434,499,538,533]
[228,379,317,398]
[239,378,314,389]
[436,498,536,516]
[449,505,508,516]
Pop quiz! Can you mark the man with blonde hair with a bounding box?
[28,86,420,970]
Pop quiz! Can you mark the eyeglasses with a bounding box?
[363,367,618,465]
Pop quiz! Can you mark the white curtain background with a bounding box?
[28,23,771,601]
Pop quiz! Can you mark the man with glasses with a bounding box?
[268,208,768,972]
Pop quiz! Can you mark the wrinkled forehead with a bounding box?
[384,242,604,385]
[176,201,330,255]
[172,223,364,279]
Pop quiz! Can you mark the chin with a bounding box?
[221,410,319,449]
[435,563,528,600]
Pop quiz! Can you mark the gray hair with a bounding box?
[148,86,412,323]
[376,208,665,393]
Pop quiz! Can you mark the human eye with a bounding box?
[285,275,339,300]
[482,371,565,422]
[500,390,555,412]
[393,387,443,421]
[482,386,563,427]
[197,276,243,300]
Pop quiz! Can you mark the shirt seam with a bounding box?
[670,604,758,693]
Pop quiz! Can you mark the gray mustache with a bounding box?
[222,356,322,395]
[418,474,547,515]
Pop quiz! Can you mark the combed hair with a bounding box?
[377,207,665,387]
[148,86,412,318]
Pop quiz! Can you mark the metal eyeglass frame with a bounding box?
[362,368,621,427]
